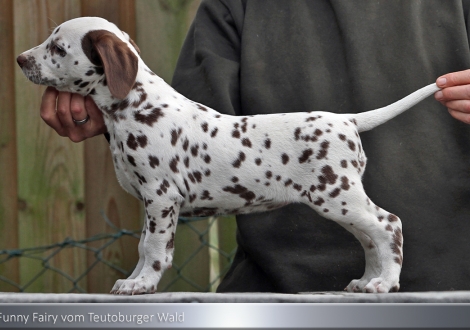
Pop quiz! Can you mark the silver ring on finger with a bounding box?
[72,115,90,126]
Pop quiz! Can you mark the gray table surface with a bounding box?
[2,291,470,303]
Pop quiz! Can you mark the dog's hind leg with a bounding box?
[305,181,403,293]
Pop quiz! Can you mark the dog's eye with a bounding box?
[51,43,66,57]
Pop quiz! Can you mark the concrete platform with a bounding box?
[2,291,470,303]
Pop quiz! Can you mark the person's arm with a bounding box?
[171,0,245,115]
[435,70,470,124]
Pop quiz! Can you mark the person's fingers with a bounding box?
[70,93,89,122]
[448,107,470,125]
[68,94,90,143]
[68,96,107,143]
[441,99,470,113]
[436,69,470,88]
[55,92,76,130]
[40,87,67,136]
[434,84,470,102]
[40,88,106,142]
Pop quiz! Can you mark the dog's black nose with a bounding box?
[16,55,28,68]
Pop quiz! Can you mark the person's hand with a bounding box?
[435,70,470,124]
[40,87,107,142]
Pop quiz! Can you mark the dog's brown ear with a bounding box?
[82,30,138,99]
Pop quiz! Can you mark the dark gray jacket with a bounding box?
[172,0,470,292]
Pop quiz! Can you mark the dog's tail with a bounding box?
[346,83,440,133]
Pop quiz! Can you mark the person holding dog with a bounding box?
[41,0,470,293]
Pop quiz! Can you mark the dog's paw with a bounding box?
[110,278,157,295]
[363,278,400,293]
[110,279,126,294]
[344,279,370,292]
[345,277,399,293]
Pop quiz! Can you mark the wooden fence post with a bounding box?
[0,0,19,292]
[13,0,86,293]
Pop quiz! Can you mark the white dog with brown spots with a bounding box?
[17,17,441,294]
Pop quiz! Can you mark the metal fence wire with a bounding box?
[0,214,237,294]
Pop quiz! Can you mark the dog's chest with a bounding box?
[108,133,140,199]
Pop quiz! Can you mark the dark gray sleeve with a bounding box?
[171,0,246,116]
[463,0,470,29]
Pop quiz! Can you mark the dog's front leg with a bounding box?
[112,198,179,295]
[110,224,147,294]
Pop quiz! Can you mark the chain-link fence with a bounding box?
[0,214,237,293]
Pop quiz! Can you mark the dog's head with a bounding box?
[17,17,140,99]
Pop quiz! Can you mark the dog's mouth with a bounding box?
[17,54,60,88]
[22,69,59,87]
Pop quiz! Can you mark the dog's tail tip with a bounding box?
[347,83,441,133]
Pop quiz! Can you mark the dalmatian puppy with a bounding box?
[17,17,440,294]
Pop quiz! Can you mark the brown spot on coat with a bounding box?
[162,205,175,218]
[317,141,330,159]
[182,138,189,151]
[340,176,350,190]
[149,220,156,233]
[282,153,289,164]
[314,197,325,206]
[232,152,246,168]
[348,140,356,151]
[201,190,213,200]
[242,138,252,148]
[394,256,403,266]
[134,108,164,127]
[169,157,179,173]
[294,128,301,140]
[134,171,147,184]
[329,188,341,198]
[166,233,175,249]
[203,154,211,163]
[191,145,199,157]
[153,260,161,271]
[137,135,148,148]
[319,165,338,185]
[171,128,182,146]
[223,184,256,203]
[127,133,138,150]
[298,149,314,163]
[264,138,271,149]
[232,130,241,138]
[127,155,136,166]
[388,214,399,222]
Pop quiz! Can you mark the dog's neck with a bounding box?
[89,60,176,129]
